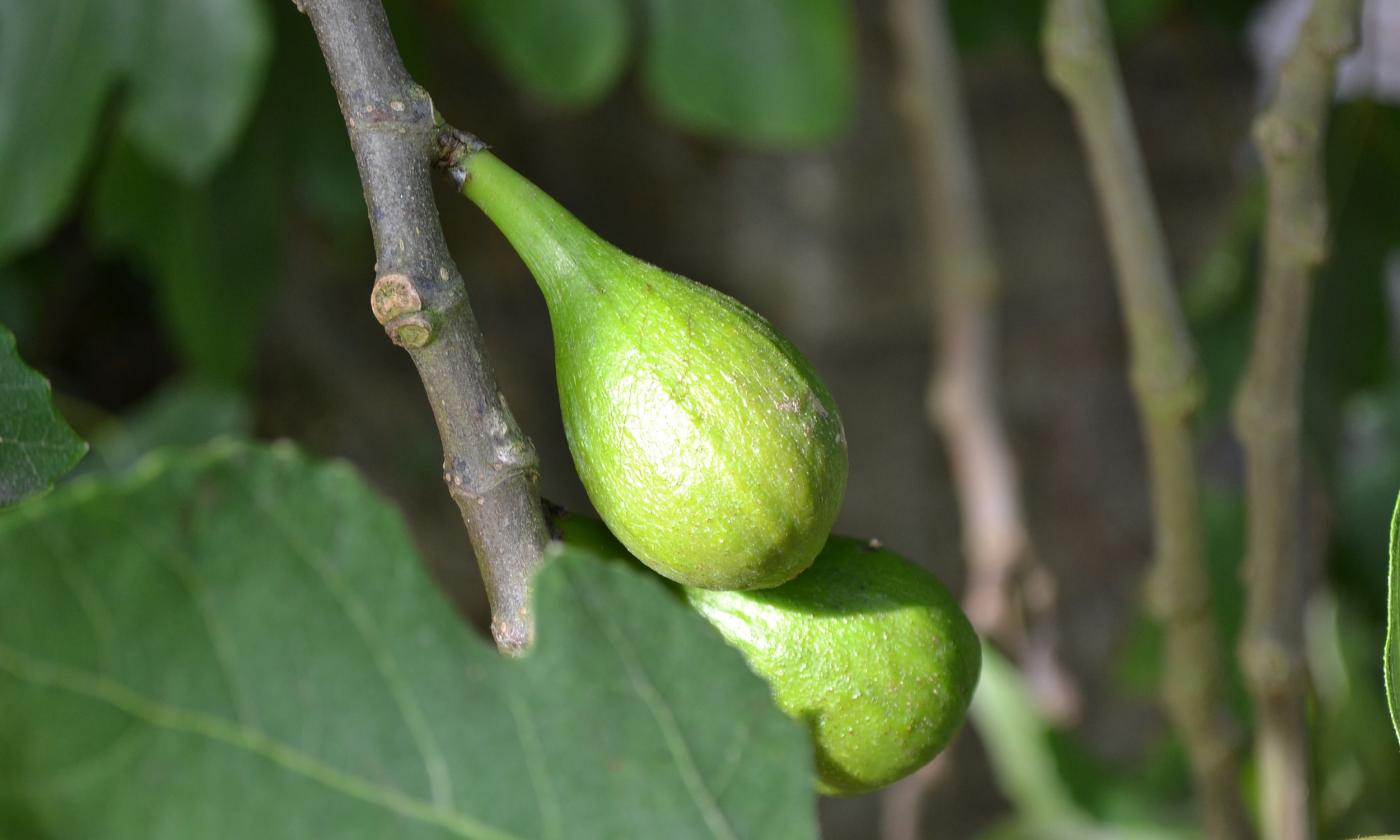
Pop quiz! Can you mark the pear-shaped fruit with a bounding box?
[462,151,847,590]
[551,510,981,796]
[685,536,981,796]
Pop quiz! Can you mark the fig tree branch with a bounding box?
[1235,0,1358,837]
[297,0,549,654]
[1043,2,1250,837]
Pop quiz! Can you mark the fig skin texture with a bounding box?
[463,151,847,590]
[553,512,981,796]
[684,537,981,796]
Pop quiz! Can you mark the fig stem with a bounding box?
[1043,1,1251,837]
[296,0,550,654]
[1235,1,1359,839]
[448,150,601,305]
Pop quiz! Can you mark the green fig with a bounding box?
[462,151,847,590]
[685,537,981,796]
[552,510,981,796]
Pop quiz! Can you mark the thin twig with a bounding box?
[1235,1,1359,837]
[882,0,1080,834]
[1043,2,1251,837]
[297,0,549,654]
[888,0,1080,722]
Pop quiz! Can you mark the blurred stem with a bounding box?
[883,0,1078,832]
[890,0,1036,653]
[297,0,549,654]
[1043,2,1250,838]
[1234,1,1358,838]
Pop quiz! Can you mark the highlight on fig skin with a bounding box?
[460,150,848,592]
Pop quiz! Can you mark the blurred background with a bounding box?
[3,0,1399,836]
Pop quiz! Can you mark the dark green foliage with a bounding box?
[89,139,282,384]
[0,0,125,259]
[0,0,271,261]
[461,0,855,145]
[80,0,368,385]
[640,0,854,146]
[461,0,629,108]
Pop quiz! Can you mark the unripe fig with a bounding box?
[552,511,981,795]
[685,537,981,795]
[463,152,847,590]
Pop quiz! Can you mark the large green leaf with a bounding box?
[463,0,629,107]
[640,0,854,146]
[0,442,814,839]
[123,0,272,182]
[0,0,120,260]
[0,324,86,506]
[1387,492,1399,750]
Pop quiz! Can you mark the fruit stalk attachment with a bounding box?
[299,0,549,653]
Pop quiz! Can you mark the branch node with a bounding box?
[371,273,423,324]
[1130,361,1205,421]
[1240,633,1308,700]
[344,85,435,133]
[443,432,541,504]
[384,313,434,348]
[1254,113,1308,162]
[436,124,488,186]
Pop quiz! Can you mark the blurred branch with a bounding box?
[883,0,1079,832]
[1234,0,1359,837]
[296,0,549,654]
[878,752,949,840]
[1042,2,1251,838]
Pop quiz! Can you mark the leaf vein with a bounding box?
[504,688,563,840]
[246,475,456,811]
[568,564,739,840]
[0,642,523,840]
